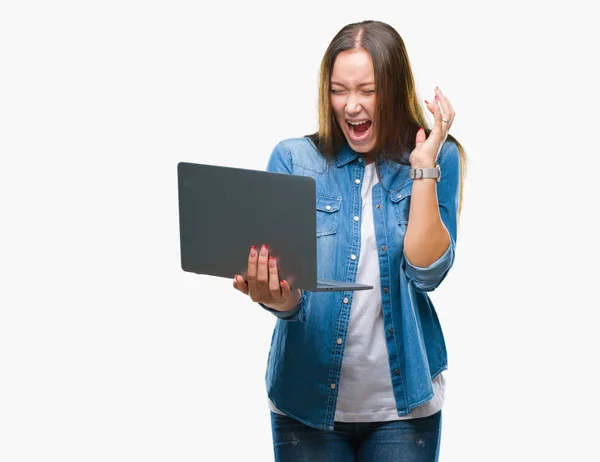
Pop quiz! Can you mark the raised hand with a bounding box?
[410,86,455,168]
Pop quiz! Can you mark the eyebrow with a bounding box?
[330,81,375,87]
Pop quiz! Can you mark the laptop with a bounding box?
[177,161,373,292]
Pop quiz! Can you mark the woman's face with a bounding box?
[330,47,377,154]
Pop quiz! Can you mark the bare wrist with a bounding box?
[410,161,436,169]
[263,290,302,312]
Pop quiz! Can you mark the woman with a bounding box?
[233,20,467,462]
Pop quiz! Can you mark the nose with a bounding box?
[345,94,361,115]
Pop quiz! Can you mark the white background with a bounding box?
[1,1,599,460]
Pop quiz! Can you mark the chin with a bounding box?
[346,137,376,154]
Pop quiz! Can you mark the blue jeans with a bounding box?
[270,411,442,462]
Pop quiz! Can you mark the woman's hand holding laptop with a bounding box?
[233,244,302,312]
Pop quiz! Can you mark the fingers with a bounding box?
[435,87,455,127]
[280,280,292,298]
[425,93,444,145]
[432,90,443,129]
[256,244,269,295]
[233,273,249,295]
[268,256,282,298]
[424,99,434,114]
[247,245,259,297]
[422,87,455,152]
[415,127,426,145]
[246,244,284,303]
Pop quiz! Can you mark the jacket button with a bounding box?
[330,383,336,390]
[325,205,331,210]
[350,254,356,260]
[343,297,349,304]
[353,216,359,222]
[381,245,387,251]
[384,288,389,293]
[394,369,400,376]
[337,338,343,345]
[376,204,382,209]
[388,327,393,334]
[354,179,361,184]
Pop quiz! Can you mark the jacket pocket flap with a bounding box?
[389,182,413,203]
[316,195,342,212]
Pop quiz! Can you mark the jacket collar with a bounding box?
[336,143,390,168]
[335,143,359,167]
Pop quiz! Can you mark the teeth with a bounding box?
[348,120,369,126]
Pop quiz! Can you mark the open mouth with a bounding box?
[347,120,372,141]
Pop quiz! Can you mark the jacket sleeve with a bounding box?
[402,140,461,292]
[258,141,307,321]
[259,292,307,322]
[266,141,294,174]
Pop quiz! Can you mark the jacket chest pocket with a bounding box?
[316,194,341,237]
[390,183,412,225]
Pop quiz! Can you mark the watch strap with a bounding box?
[410,164,441,182]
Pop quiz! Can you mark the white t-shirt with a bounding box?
[334,162,445,422]
[270,162,445,421]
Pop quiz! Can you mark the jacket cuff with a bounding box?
[403,243,454,292]
[259,291,307,322]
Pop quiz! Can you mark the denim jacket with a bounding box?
[263,136,460,431]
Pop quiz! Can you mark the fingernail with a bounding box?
[260,245,267,256]
[424,99,430,105]
[269,259,276,268]
[281,280,287,285]
[250,247,257,257]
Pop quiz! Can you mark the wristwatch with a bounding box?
[410,164,441,182]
